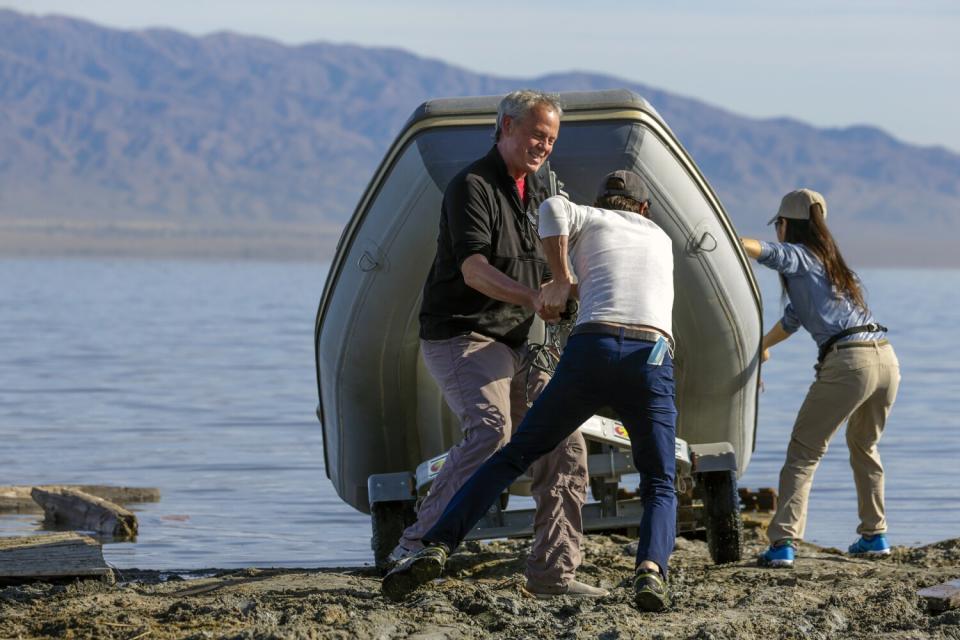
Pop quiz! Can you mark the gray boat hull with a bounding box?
[314,90,763,514]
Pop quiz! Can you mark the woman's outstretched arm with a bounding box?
[741,237,762,259]
[760,322,793,362]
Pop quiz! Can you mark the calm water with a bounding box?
[0,259,956,569]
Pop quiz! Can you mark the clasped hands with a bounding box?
[534,279,573,323]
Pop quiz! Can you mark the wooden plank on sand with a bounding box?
[919,579,960,612]
[0,532,113,583]
[31,487,138,539]
[0,485,160,513]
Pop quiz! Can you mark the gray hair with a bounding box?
[494,90,563,141]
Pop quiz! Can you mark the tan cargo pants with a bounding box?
[399,332,589,587]
[768,340,900,543]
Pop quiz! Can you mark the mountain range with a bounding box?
[1,9,958,264]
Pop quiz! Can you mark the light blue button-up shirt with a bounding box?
[758,241,884,348]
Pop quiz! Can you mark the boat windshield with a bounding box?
[416,120,646,202]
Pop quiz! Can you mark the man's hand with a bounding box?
[528,288,552,321]
[539,279,571,322]
[761,348,771,363]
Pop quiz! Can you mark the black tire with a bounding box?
[371,500,417,574]
[699,470,744,564]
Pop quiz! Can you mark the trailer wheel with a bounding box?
[700,470,743,564]
[371,500,417,574]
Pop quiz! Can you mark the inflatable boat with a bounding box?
[314,90,763,567]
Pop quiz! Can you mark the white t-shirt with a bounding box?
[538,196,674,339]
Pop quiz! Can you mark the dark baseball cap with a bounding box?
[597,170,649,203]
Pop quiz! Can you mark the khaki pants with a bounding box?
[768,341,900,543]
[399,333,588,587]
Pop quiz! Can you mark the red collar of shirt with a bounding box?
[515,176,526,204]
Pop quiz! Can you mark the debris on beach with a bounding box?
[0,485,160,514]
[31,487,138,539]
[0,532,112,585]
[920,578,960,613]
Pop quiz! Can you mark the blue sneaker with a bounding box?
[757,539,795,568]
[848,534,891,556]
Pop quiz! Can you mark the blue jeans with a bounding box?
[424,331,678,576]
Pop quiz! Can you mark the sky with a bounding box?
[5,0,959,152]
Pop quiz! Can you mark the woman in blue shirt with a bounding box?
[741,188,900,568]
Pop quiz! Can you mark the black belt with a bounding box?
[835,339,889,351]
[818,323,888,363]
[570,322,668,345]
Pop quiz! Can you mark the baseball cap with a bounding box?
[767,188,828,225]
[597,170,649,203]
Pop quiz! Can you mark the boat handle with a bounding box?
[358,251,380,272]
[691,231,717,253]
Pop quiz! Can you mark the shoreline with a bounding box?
[2,526,958,639]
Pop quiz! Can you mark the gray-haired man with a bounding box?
[390,90,603,598]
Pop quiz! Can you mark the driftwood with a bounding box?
[0,532,113,584]
[919,579,960,612]
[0,485,160,513]
[31,487,138,539]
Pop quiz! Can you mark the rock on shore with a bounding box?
[1,526,959,639]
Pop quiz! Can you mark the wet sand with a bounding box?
[2,524,959,639]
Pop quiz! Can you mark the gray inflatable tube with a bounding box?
[314,90,763,514]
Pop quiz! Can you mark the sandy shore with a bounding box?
[2,524,959,639]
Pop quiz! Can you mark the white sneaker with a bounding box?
[385,542,423,570]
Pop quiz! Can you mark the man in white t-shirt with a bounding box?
[383,171,678,612]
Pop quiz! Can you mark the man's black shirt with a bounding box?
[419,145,551,349]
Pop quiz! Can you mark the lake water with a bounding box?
[0,258,957,569]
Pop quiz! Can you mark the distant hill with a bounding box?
[1,9,958,263]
